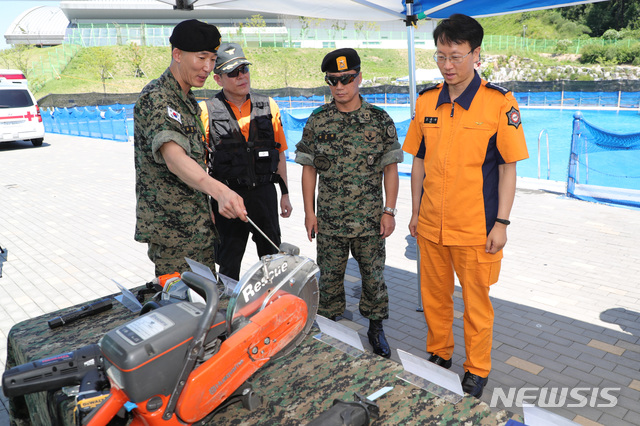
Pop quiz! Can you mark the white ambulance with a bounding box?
[0,69,45,147]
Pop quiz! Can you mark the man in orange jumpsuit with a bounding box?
[402,14,529,398]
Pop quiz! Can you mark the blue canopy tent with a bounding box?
[165,0,610,111]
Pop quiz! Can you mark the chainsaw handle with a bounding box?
[181,271,218,305]
[159,271,220,420]
[180,271,219,345]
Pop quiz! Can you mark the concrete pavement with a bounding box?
[1,133,639,425]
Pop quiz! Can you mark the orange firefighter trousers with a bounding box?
[417,234,502,378]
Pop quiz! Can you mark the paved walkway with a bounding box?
[1,134,639,425]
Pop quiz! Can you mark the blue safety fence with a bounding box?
[42,104,134,142]
[514,91,640,109]
[273,95,324,109]
[362,93,412,105]
[41,91,640,146]
[271,93,414,110]
[567,111,640,208]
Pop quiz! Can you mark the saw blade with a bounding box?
[270,273,319,360]
[225,251,319,359]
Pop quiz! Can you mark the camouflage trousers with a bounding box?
[316,233,389,320]
[147,241,216,277]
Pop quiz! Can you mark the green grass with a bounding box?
[477,11,590,39]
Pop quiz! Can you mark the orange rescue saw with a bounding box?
[3,245,319,425]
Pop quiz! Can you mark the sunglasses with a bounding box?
[325,72,360,87]
[226,64,249,78]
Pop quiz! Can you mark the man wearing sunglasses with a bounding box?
[403,14,529,398]
[200,43,292,282]
[134,20,247,278]
[295,48,403,359]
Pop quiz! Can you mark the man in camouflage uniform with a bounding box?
[295,48,403,358]
[134,19,247,277]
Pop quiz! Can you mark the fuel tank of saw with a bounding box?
[99,301,225,402]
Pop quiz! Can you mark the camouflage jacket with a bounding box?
[133,68,215,248]
[295,98,403,237]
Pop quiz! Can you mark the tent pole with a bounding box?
[406,1,417,115]
[405,1,421,312]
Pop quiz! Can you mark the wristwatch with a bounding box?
[383,207,397,217]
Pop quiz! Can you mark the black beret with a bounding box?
[321,48,361,73]
[169,19,221,53]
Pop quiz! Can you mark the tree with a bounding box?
[561,0,640,36]
[89,47,116,96]
[354,21,381,39]
[128,42,145,78]
[329,20,347,39]
[243,14,266,28]
[299,16,325,39]
[0,45,32,79]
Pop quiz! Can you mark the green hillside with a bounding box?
[1,4,639,98]
[21,46,436,98]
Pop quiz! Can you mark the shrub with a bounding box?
[602,29,621,40]
[544,11,564,27]
[630,43,640,60]
[615,46,634,64]
[576,74,594,81]
[579,44,606,64]
[481,67,493,80]
[604,45,618,63]
[557,22,584,39]
[545,70,560,81]
[554,39,572,54]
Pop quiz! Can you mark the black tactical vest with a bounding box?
[205,92,280,188]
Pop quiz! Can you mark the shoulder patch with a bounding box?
[371,104,385,113]
[311,104,329,116]
[486,82,510,95]
[418,84,440,96]
[506,106,522,129]
[167,106,182,124]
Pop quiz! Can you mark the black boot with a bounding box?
[367,319,391,358]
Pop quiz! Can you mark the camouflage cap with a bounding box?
[215,43,252,74]
[321,48,361,73]
[169,19,221,53]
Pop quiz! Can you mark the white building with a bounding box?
[5,0,435,49]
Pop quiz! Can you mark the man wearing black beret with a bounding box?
[134,19,248,277]
[296,48,403,358]
[320,47,361,74]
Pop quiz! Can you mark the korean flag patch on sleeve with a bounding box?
[168,106,182,124]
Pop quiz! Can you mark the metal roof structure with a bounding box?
[60,0,280,23]
[4,6,69,47]
[4,0,282,47]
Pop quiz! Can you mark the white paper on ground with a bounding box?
[523,404,580,426]
[112,279,143,312]
[315,315,365,352]
[185,257,216,281]
[397,349,464,396]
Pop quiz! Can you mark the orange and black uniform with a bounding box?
[403,72,528,377]
[200,93,287,280]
